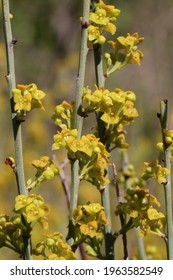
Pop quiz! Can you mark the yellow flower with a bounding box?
[123,100,139,121]
[89,9,109,25]
[15,194,36,211]
[31,89,44,100]
[12,83,46,112]
[129,50,143,65]
[97,0,120,21]
[117,33,144,47]
[13,89,32,111]
[108,33,144,67]
[25,203,49,223]
[88,25,106,44]
[52,131,67,150]
[80,221,98,238]
[104,22,116,35]
[43,232,77,260]
[147,208,165,220]
[141,160,170,184]
[117,33,144,65]
[32,156,50,169]
[101,112,120,124]
[66,138,81,153]
[98,210,109,225]
[82,203,103,215]
[156,166,169,184]
[73,206,83,223]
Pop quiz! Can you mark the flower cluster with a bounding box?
[105,33,144,76]
[27,156,60,191]
[88,0,120,45]
[12,83,46,119]
[157,129,173,161]
[0,214,28,254]
[15,194,49,229]
[118,162,145,189]
[52,101,74,129]
[73,203,108,257]
[33,232,76,260]
[82,86,138,150]
[115,186,165,237]
[141,160,169,184]
[52,126,110,189]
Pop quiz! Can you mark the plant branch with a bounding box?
[93,42,114,259]
[2,0,32,260]
[74,1,90,136]
[159,99,173,260]
[112,163,128,259]
[52,156,70,208]
[67,0,91,246]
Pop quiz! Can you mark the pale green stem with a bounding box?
[135,228,147,260]
[160,100,173,260]
[67,0,91,245]
[74,1,91,136]
[93,43,114,259]
[2,0,32,260]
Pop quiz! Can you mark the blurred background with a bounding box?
[0,0,173,259]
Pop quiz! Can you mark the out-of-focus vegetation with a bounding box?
[0,0,173,259]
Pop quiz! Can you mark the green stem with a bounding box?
[135,228,147,260]
[74,1,91,136]
[159,100,173,260]
[67,0,91,245]
[2,0,32,260]
[93,43,114,259]
[93,44,105,88]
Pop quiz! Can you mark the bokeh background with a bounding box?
[0,0,173,259]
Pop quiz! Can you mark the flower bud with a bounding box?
[46,238,55,247]
[43,168,54,180]
[156,142,163,152]
[55,105,64,115]
[165,136,172,145]
[54,119,62,126]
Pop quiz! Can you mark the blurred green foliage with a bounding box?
[0,0,173,259]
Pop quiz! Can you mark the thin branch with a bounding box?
[2,0,32,260]
[52,156,71,208]
[112,163,128,260]
[93,42,114,260]
[159,99,173,260]
[67,0,91,246]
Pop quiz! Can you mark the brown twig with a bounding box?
[112,163,128,260]
[52,155,70,208]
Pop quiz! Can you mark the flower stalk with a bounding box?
[2,0,32,259]
[159,99,173,260]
